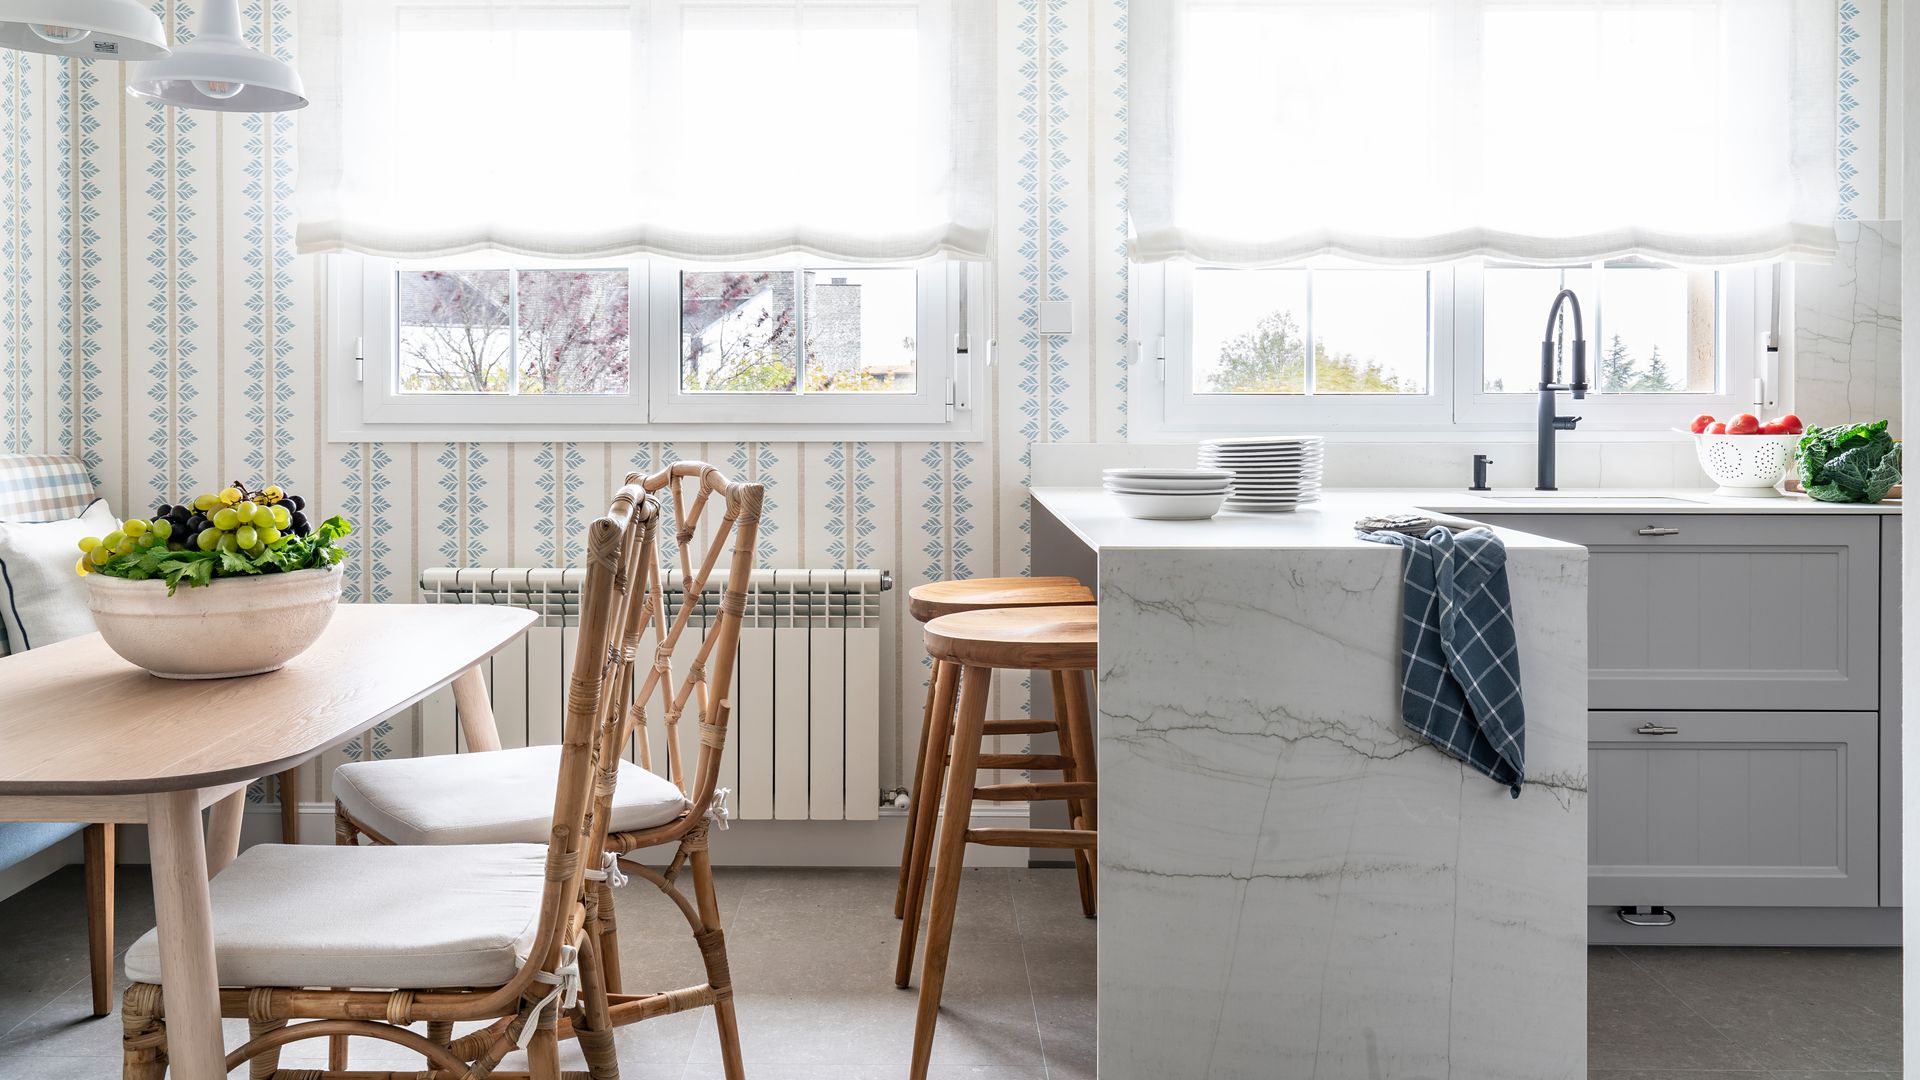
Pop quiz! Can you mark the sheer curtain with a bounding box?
[296,0,994,262]
[1130,0,1839,266]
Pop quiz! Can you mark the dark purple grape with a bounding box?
[288,495,305,512]
[154,504,174,518]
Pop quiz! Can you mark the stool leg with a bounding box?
[1062,667,1098,917]
[1051,669,1095,917]
[911,663,990,1080]
[895,657,945,918]
[896,659,959,986]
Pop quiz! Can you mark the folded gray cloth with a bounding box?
[1359,524,1526,797]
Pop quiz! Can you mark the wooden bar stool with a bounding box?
[906,605,1098,1080]
[894,577,1094,935]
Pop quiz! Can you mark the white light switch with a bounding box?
[1038,299,1073,336]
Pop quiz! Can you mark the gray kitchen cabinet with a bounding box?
[1473,509,1898,942]
[1588,710,1879,909]
[1881,517,1902,906]
[1474,514,1880,712]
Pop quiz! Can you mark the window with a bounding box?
[1134,260,1770,434]
[330,256,985,442]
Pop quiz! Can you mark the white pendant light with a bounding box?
[127,0,305,113]
[0,0,169,61]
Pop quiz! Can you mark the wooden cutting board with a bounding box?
[1784,476,1902,500]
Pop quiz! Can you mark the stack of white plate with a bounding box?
[1102,467,1234,520]
[1200,436,1324,512]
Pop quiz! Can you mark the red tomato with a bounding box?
[1707,422,1728,434]
[1779,413,1805,434]
[1727,413,1761,435]
[1758,421,1786,435]
[1689,414,1716,434]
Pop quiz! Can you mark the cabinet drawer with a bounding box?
[1588,710,1878,908]
[1473,514,1880,711]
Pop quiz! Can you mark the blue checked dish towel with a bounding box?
[1359,523,1526,797]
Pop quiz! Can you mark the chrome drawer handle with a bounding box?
[1635,722,1681,736]
[1616,906,1677,927]
[1637,526,1681,536]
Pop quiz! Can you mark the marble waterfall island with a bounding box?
[1031,488,1589,1080]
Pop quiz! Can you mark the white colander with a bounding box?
[1692,432,1799,497]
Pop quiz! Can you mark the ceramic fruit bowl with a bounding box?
[83,566,343,679]
[1691,433,1800,497]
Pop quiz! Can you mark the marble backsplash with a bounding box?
[1796,220,1904,436]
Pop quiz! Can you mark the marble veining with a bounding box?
[1796,220,1903,435]
[1078,505,1589,1079]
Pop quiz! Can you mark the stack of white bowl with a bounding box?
[1200,436,1324,512]
[1102,467,1234,520]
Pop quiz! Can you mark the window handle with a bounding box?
[1637,526,1681,536]
[1634,721,1681,736]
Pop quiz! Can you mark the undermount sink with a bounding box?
[1475,494,1706,504]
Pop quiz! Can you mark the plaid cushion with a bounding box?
[0,454,101,657]
[0,454,99,524]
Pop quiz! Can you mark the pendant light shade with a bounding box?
[127,0,305,113]
[0,0,169,60]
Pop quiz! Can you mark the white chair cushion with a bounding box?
[333,744,691,846]
[0,498,113,651]
[124,843,547,989]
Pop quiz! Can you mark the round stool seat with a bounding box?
[907,576,1093,623]
[923,605,1097,671]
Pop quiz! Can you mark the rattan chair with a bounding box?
[119,480,660,1080]
[332,463,763,1079]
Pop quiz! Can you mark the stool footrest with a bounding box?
[972,781,1098,803]
[982,719,1058,736]
[954,753,1070,771]
[966,827,1096,851]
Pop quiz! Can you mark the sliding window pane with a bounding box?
[396,270,512,393]
[1192,268,1311,394]
[680,271,800,393]
[516,270,631,395]
[1481,265,1597,393]
[1310,269,1429,394]
[802,269,917,393]
[1595,265,1714,394]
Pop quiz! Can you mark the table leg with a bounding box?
[205,788,246,878]
[147,789,225,1080]
[452,665,502,752]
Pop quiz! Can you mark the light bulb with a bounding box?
[29,24,90,45]
[192,79,245,100]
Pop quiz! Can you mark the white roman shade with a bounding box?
[295,0,994,262]
[1130,0,1840,267]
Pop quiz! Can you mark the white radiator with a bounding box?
[417,567,889,821]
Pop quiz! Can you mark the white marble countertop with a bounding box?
[1407,487,1902,515]
[1031,485,1899,555]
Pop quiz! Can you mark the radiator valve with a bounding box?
[883,787,911,809]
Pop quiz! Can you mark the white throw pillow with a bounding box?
[0,499,115,651]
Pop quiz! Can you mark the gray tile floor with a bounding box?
[0,863,1902,1078]
[0,864,1094,1079]
[1589,944,1900,1079]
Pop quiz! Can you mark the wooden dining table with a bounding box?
[0,602,536,1079]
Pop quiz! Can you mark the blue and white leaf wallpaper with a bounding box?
[0,0,1132,803]
[0,0,1897,805]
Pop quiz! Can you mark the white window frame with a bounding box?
[325,255,990,443]
[1129,259,1780,439]
[646,260,968,427]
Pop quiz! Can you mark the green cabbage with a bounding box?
[1796,420,1903,504]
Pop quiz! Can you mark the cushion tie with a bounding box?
[706,787,732,831]
[583,850,629,888]
[515,943,580,1049]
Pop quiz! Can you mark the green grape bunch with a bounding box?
[75,481,354,594]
